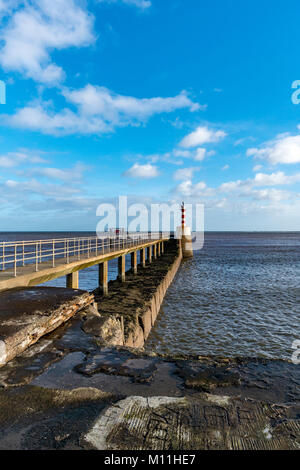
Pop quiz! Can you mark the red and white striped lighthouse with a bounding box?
[181,202,185,230]
[178,201,193,258]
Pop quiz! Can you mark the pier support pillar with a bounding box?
[147,246,152,263]
[158,242,161,257]
[118,255,126,282]
[66,271,79,289]
[99,261,108,295]
[161,241,164,254]
[140,248,146,267]
[153,244,157,260]
[131,251,137,274]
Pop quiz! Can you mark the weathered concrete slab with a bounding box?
[0,287,94,366]
[0,385,121,450]
[84,394,300,450]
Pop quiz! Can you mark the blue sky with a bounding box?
[1,0,300,231]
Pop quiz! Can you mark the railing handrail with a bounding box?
[0,234,166,277]
[0,233,163,247]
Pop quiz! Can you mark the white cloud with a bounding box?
[0,0,19,19]
[219,179,290,203]
[234,136,255,147]
[3,178,81,197]
[123,163,159,179]
[247,128,300,164]
[3,86,200,135]
[4,102,111,135]
[253,164,262,172]
[219,179,251,193]
[172,147,215,162]
[172,149,193,158]
[218,171,300,203]
[173,167,200,181]
[98,0,151,9]
[179,125,227,148]
[176,180,215,197]
[0,0,95,84]
[220,171,300,194]
[63,85,200,119]
[253,171,300,186]
[194,148,206,161]
[0,150,47,168]
[252,188,290,202]
[222,164,229,171]
[29,162,87,182]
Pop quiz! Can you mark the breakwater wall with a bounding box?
[87,239,182,348]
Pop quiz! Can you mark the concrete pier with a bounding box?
[0,236,168,293]
[99,261,108,295]
[118,255,126,282]
[0,239,175,367]
[147,246,152,263]
[66,271,79,289]
[140,248,146,267]
[131,251,137,274]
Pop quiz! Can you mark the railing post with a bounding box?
[14,245,17,277]
[52,240,55,267]
[35,243,38,272]
[23,241,25,266]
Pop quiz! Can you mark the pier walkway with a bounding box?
[0,234,168,292]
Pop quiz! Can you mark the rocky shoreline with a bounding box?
[0,239,299,449]
[0,321,299,449]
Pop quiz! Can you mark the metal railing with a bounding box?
[0,233,164,277]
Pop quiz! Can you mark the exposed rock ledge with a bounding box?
[0,287,94,366]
